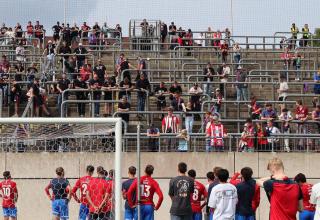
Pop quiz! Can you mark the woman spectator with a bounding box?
[184,101,194,134]
[118,77,133,103]
[220,40,229,63]
[211,88,223,114]
[233,43,241,66]
[256,123,268,151]
[176,129,189,152]
[14,61,24,81]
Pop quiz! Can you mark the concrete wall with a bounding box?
[3,152,320,220]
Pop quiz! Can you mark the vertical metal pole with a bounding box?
[230,0,234,35]
[0,89,2,117]
[115,119,122,220]
[137,123,141,220]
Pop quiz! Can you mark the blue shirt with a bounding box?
[50,178,69,200]
[122,178,136,209]
[261,108,277,119]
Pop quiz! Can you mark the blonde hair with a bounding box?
[267,157,284,171]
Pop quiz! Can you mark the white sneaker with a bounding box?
[285,147,290,152]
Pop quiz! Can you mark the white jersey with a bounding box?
[208,183,238,220]
[311,182,320,220]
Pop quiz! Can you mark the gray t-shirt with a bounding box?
[168,175,194,216]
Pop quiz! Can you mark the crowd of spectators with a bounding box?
[0,19,319,153]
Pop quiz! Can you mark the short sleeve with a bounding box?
[263,180,273,201]
[168,179,174,197]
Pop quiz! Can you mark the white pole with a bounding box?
[230,0,234,35]
[115,119,122,220]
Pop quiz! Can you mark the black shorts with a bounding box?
[89,212,110,220]
[278,96,286,101]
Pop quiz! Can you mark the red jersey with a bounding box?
[191,180,207,213]
[0,179,18,208]
[295,106,308,120]
[80,68,91,81]
[206,123,227,146]
[300,183,315,211]
[72,175,92,205]
[162,115,179,133]
[87,177,110,213]
[127,175,163,210]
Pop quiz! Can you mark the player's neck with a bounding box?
[178,173,186,176]
[272,170,286,179]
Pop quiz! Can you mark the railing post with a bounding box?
[0,89,2,117]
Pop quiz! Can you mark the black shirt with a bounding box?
[203,67,215,81]
[206,179,220,214]
[168,175,194,215]
[136,78,150,97]
[52,25,62,35]
[171,97,184,111]
[74,47,88,61]
[154,86,167,101]
[59,46,72,59]
[122,178,136,210]
[73,79,87,97]
[58,78,70,92]
[169,85,182,94]
[94,64,106,81]
[89,79,102,96]
[236,179,256,216]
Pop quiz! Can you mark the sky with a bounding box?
[0,0,319,38]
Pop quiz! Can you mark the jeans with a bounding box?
[57,93,68,117]
[134,205,154,220]
[236,86,248,101]
[93,93,101,116]
[185,116,194,134]
[296,66,301,79]
[171,214,193,220]
[234,54,241,65]
[138,95,146,112]
[203,83,212,96]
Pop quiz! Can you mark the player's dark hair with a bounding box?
[128,166,136,175]
[104,169,109,177]
[3,171,11,179]
[296,100,303,105]
[145,165,154,176]
[241,167,253,182]
[56,167,64,176]
[217,169,229,183]
[187,169,196,178]
[213,167,222,176]
[294,173,307,183]
[206,171,215,181]
[246,118,252,123]
[86,165,94,174]
[97,166,105,175]
[178,162,187,174]
[109,169,114,178]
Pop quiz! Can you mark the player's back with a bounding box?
[72,175,92,204]
[301,183,315,211]
[87,177,109,212]
[51,178,69,200]
[191,180,207,213]
[139,175,159,205]
[0,179,17,208]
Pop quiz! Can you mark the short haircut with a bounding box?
[56,167,64,176]
[109,169,114,177]
[187,169,196,178]
[217,169,229,182]
[294,173,307,183]
[104,169,109,177]
[178,162,187,174]
[241,167,253,182]
[267,157,284,171]
[296,100,303,105]
[86,165,94,173]
[213,167,222,176]
[97,166,105,175]
[265,103,272,107]
[145,165,154,176]
[246,118,252,123]
[128,166,136,175]
[206,171,215,181]
[3,171,10,179]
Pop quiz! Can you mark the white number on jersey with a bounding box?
[193,188,199,201]
[81,183,88,196]
[140,184,151,197]
[3,187,10,197]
